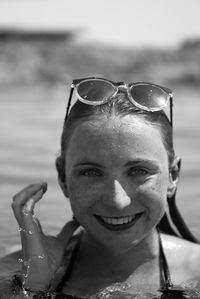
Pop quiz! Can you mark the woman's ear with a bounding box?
[58,177,69,198]
[56,156,69,198]
[167,156,181,198]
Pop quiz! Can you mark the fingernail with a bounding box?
[41,182,47,193]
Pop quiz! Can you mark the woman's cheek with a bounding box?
[138,179,168,216]
[68,178,102,216]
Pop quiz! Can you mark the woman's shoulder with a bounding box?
[161,233,200,256]
[161,233,200,282]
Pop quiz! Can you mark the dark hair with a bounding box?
[56,93,199,243]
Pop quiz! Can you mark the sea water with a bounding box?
[2,280,200,298]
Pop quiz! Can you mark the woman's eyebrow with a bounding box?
[74,160,159,168]
[74,161,103,167]
[124,159,159,167]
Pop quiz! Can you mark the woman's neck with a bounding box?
[79,228,159,277]
[63,228,161,296]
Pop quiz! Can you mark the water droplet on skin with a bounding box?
[18,258,23,263]
[38,254,45,259]
[22,210,29,217]
[22,199,34,216]
[21,255,46,288]
[18,227,33,236]
[22,287,31,299]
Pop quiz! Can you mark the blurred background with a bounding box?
[0,0,200,250]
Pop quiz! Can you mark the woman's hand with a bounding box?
[11,183,78,291]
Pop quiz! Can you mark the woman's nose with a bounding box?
[105,180,131,209]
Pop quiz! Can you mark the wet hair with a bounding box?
[56,93,199,243]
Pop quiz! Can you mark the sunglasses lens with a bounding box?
[77,79,116,103]
[130,84,168,110]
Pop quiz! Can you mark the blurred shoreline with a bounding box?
[0,30,200,88]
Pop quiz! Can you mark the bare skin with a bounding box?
[11,183,79,291]
[11,115,200,296]
[61,233,200,296]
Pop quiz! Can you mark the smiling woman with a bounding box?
[62,115,169,251]
[0,77,200,299]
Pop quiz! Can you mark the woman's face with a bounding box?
[64,115,170,250]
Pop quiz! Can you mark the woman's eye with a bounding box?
[128,168,148,176]
[80,168,102,177]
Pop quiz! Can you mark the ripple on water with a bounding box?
[15,282,200,299]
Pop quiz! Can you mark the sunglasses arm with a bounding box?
[65,84,75,122]
[170,97,173,129]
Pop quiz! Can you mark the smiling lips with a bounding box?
[95,213,143,231]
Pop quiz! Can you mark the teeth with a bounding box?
[101,215,137,225]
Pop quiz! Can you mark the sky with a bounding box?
[0,0,200,48]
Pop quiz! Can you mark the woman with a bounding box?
[1,77,200,298]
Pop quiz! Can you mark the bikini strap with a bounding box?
[158,231,173,289]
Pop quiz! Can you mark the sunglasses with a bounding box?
[65,77,173,127]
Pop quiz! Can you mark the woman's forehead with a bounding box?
[65,115,166,162]
[70,115,161,140]
[74,114,143,129]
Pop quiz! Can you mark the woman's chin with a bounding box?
[83,212,154,251]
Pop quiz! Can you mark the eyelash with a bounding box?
[80,168,102,177]
[128,168,149,176]
[79,167,149,177]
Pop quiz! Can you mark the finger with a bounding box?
[14,186,47,253]
[18,196,44,240]
[16,189,46,238]
[12,183,47,225]
[20,218,46,259]
[22,188,45,216]
[19,216,44,252]
[12,182,47,206]
[18,213,47,268]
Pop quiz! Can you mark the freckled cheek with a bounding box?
[138,179,168,214]
[67,179,103,214]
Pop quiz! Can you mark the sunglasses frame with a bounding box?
[65,77,173,127]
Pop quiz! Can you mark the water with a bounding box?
[0,85,200,298]
[0,85,73,249]
[2,280,200,298]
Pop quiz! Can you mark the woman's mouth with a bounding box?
[94,213,144,231]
